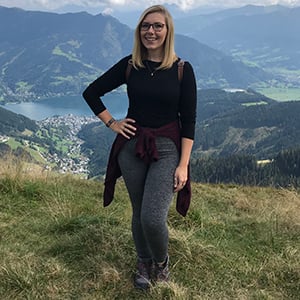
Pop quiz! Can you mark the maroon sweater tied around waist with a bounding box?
[103,120,191,217]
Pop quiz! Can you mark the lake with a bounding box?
[1,93,128,121]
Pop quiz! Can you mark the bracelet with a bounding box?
[105,117,116,128]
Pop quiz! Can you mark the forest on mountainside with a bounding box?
[191,147,300,187]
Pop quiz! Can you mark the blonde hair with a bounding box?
[132,5,177,70]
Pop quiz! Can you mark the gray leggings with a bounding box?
[118,137,179,263]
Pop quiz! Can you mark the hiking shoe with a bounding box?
[134,260,153,290]
[154,256,170,283]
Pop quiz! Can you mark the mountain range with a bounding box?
[176,5,300,84]
[0,5,282,102]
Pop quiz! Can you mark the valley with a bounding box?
[1,114,98,178]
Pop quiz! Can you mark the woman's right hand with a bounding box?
[110,118,136,139]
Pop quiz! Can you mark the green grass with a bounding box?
[4,137,46,164]
[0,158,299,299]
[52,46,81,63]
[257,87,300,101]
[15,81,34,93]
[5,137,22,150]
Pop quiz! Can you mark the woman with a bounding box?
[83,5,197,290]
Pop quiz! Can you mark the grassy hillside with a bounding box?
[0,157,299,299]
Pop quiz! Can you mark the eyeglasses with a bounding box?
[140,22,165,32]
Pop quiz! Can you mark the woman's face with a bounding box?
[140,12,167,54]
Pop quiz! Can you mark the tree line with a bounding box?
[191,147,300,188]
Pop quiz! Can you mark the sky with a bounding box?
[0,0,300,14]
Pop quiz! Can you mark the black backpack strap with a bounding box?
[178,59,185,83]
[125,58,133,82]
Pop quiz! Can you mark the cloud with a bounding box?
[102,7,113,15]
[0,0,299,12]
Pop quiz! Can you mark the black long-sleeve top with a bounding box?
[83,55,197,140]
